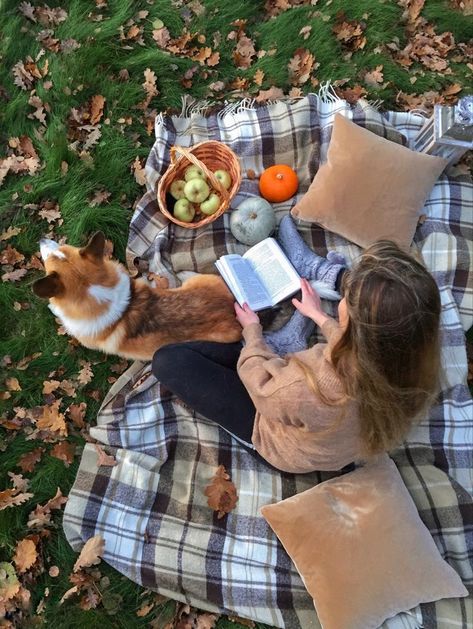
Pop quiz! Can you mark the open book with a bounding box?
[215,238,301,311]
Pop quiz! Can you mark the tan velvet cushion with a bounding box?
[291,114,447,250]
[261,455,467,629]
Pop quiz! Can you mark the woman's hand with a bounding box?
[292,278,328,325]
[234,302,260,328]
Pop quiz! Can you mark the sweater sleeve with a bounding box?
[237,323,307,419]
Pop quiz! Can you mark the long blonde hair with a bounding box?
[293,241,441,456]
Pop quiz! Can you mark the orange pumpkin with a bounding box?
[259,164,299,203]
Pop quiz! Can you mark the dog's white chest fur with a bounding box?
[49,271,131,339]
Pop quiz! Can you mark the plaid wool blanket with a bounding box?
[63,92,473,629]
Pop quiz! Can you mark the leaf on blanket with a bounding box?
[94,444,118,467]
[73,534,105,572]
[204,465,238,518]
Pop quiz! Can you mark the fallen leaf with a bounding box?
[2,268,27,282]
[136,602,155,617]
[17,447,44,473]
[253,69,265,86]
[0,562,21,601]
[90,95,105,125]
[0,488,34,510]
[255,86,284,102]
[364,65,384,87]
[67,402,87,428]
[59,585,79,604]
[94,444,118,467]
[13,538,37,573]
[36,400,67,436]
[73,535,105,572]
[132,157,147,186]
[42,380,60,395]
[50,441,76,466]
[204,465,238,519]
[5,377,21,391]
[0,245,25,266]
[0,226,22,241]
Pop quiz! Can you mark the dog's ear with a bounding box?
[80,231,106,260]
[32,271,64,299]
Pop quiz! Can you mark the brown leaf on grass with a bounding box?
[73,535,105,572]
[255,86,284,102]
[233,35,256,69]
[206,51,220,67]
[335,84,368,104]
[2,268,27,282]
[288,48,317,85]
[0,488,34,510]
[50,442,76,467]
[0,226,22,241]
[132,157,147,186]
[253,69,265,87]
[0,246,25,266]
[94,444,118,467]
[36,400,67,436]
[79,588,101,610]
[27,488,67,529]
[227,615,255,627]
[195,612,218,629]
[38,200,62,224]
[77,361,93,385]
[152,26,171,48]
[7,472,29,492]
[90,95,106,125]
[17,448,44,473]
[18,1,36,22]
[5,378,21,391]
[59,585,79,604]
[364,65,384,87]
[204,465,238,519]
[67,403,86,430]
[42,380,60,395]
[332,13,367,51]
[136,601,155,617]
[89,189,111,206]
[13,538,37,573]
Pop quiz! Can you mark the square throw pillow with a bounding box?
[261,455,467,629]
[291,114,447,250]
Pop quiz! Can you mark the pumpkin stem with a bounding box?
[249,212,257,219]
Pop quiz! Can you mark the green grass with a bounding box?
[0,0,471,626]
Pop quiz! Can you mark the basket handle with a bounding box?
[170,145,230,201]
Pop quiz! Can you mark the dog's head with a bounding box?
[32,232,121,310]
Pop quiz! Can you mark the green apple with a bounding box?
[184,165,207,182]
[170,179,186,200]
[200,193,220,216]
[213,169,231,190]
[173,198,195,222]
[183,178,210,203]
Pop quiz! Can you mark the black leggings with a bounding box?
[152,341,256,446]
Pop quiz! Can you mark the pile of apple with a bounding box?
[170,165,232,223]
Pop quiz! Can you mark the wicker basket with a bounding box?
[157,140,241,229]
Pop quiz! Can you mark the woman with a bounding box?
[152,237,441,474]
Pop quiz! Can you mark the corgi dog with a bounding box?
[33,232,242,361]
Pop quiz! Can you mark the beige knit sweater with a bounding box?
[237,318,364,473]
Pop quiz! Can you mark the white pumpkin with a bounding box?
[230,197,276,246]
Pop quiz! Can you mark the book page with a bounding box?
[243,238,301,305]
[216,255,271,311]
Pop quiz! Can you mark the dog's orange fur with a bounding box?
[33,233,242,361]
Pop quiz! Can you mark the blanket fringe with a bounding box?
[155,81,383,128]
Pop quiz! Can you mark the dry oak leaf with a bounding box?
[253,68,265,86]
[77,361,93,385]
[2,268,27,282]
[27,488,67,529]
[5,378,21,391]
[17,447,44,473]
[0,562,21,602]
[13,538,37,573]
[132,157,147,186]
[364,65,384,87]
[90,95,105,125]
[94,444,118,467]
[67,402,87,428]
[0,246,25,266]
[255,86,284,103]
[38,202,62,224]
[36,400,67,436]
[204,465,238,519]
[50,441,76,467]
[0,226,22,241]
[73,534,105,572]
[0,489,34,511]
[288,48,316,85]
[42,380,60,395]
